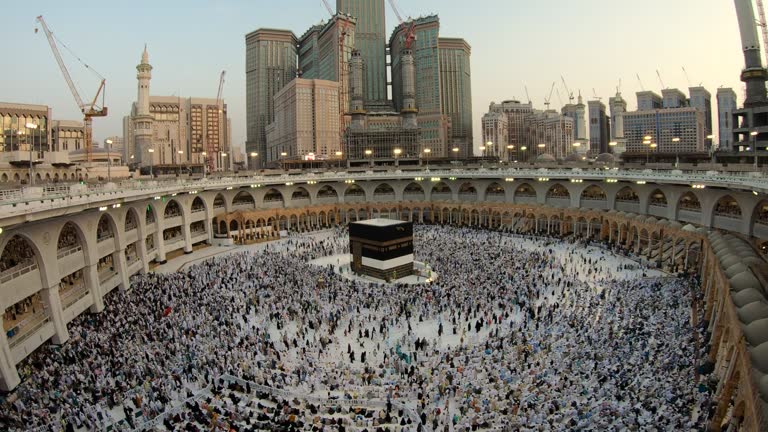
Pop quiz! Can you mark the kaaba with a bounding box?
[349,219,414,281]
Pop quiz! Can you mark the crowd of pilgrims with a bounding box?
[0,224,711,431]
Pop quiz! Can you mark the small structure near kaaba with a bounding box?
[349,219,414,281]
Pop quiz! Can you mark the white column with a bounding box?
[137,233,149,274]
[114,249,130,291]
[0,315,20,391]
[183,222,193,254]
[41,285,69,345]
[84,263,105,313]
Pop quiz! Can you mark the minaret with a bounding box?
[135,45,154,167]
[734,0,768,106]
[400,49,418,129]
[609,91,627,153]
[349,50,366,130]
[574,92,587,142]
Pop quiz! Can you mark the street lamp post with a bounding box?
[280,151,287,171]
[506,145,514,162]
[222,152,229,173]
[105,139,113,182]
[25,122,38,185]
[423,148,431,170]
[393,148,402,167]
[486,141,493,158]
[148,148,155,177]
[365,149,373,167]
[520,146,528,163]
[201,152,208,179]
[751,131,759,168]
[452,147,459,164]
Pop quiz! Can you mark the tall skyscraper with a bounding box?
[337,0,387,107]
[588,100,609,155]
[636,91,663,111]
[689,86,713,138]
[481,111,508,158]
[717,88,737,151]
[661,89,688,108]
[245,29,298,167]
[439,37,474,158]
[608,91,627,153]
[390,16,446,154]
[266,79,340,163]
[561,94,587,143]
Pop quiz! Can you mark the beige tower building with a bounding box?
[266,79,340,163]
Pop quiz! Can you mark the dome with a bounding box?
[750,343,768,373]
[682,224,697,232]
[658,219,670,226]
[595,153,616,163]
[669,221,683,229]
[730,271,762,293]
[536,153,557,163]
[738,301,768,324]
[645,216,658,224]
[565,152,582,162]
[721,255,741,270]
[733,288,765,307]
[744,318,768,346]
[726,263,750,279]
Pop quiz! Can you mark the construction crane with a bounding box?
[543,82,556,110]
[591,88,602,102]
[524,86,532,105]
[213,70,226,173]
[636,74,646,91]
[756,0,768,65]
[560,76,575,104]
[656,69,667,90]
[321,0,334,16]
[36,15,106,163]
[388,0,417,49]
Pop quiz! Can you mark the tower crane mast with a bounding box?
[214,70,226,173]
[36,15,107,163]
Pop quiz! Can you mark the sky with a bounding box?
[0,0,748,153]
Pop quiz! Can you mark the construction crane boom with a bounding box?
[636,74,645,92]
[560,76,574,103]
[524,86,531,105]
[544,82,555,109]
[592,88,603,102]
[213,71,226,173]
[656,69,666,90]
[756,0,768,65]
[387,0,416,49]
[321,0,334,16]
[36,15,106,163]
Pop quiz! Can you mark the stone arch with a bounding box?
[373,183,396,200]
[232,191,256,209]
[263,188,284,205]
[485,182,506,202]
[403,182,425,201]
[458,182,477,202]
[677,191,702,222]
[615,186,639,203]
[514,183,537,203]
[124,207,140,231]
[13,173,20,182]
[580,185,607,209]
[291,187,311,201]
[1,173,7,182]
[317,185,339,202]
[430,182,452,200]
[546,183,570,206]
[712,195,742,219]
[56,221,86,257]
[344,184,366,202]
[145,203,157,225]
[163,199,183,219]
[0,233,46,287]
[190,196,206,214]
[213,193,227,211]
[97,213,118,242]
[750,199,768,238]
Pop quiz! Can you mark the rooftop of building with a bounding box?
[299,14,357,43]
[245,28,298,44]
[52,120,84,128]
[388,14,440,45]
[352,218,409,227]
[0,102,49,114]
